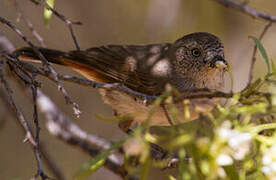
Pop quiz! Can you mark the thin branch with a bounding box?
[212,0,276,22]
[0,33,65,180]
[39,144,66,180]
[35,89,136,179]
[0,60,50,180]
[14,0,46,47]
[31,79,47,179]
[247,22,273,86]
[3,50,133,178]
[0,85,66,180]
[0,16,81,117]
[6,59,135,179]
[29,0,82,50]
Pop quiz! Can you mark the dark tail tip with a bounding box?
[14,47,37,58]
[14,47,65,65]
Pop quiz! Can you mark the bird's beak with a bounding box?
[212,56,229,71]
[215,60,228,69]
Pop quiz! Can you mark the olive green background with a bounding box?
[0,0,276,179]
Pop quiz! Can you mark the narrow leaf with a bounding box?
[74,138,126,180]
[95,113,133,122]
[247,123,276,134]
[168,175,177,180]
[249,36,271,73]
[44,0,55,26]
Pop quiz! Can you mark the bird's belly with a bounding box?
[98,89,217,126]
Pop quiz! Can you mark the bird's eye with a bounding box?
[191,48,201,57]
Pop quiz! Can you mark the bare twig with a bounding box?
[30,79,47,179]
[0,31,138,178]
[14,0,46,47]
[5,59,135,179]
[0,59,50,180]
[29,0,82,50]
[36,89,137,179]
[0,86,66,180]
[2,49,133,178]
[0,33,65,180]
[0,16,81,117]
[212,0,276,22]
[247,22,273,86]
[39,144,66,180]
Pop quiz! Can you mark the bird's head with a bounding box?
[170,32,229,90]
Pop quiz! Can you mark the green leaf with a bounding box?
[235,102,267,114]
[74,138,126,180]
[247,123,276,134]
[249,36,271,74]
[44,0,55,26]
[166,134,191,149]
[168,175,177,180]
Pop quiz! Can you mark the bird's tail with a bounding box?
[14,47,67,65]
[14,47,113,83]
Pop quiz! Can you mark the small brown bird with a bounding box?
[15,32,228,131]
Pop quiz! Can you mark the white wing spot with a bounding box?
[151,59,171,77]
[125,56,137,72]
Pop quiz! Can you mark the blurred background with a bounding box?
[0,0,276,179]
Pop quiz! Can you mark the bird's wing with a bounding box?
[64,43,172,95]
[15,43,172,95]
